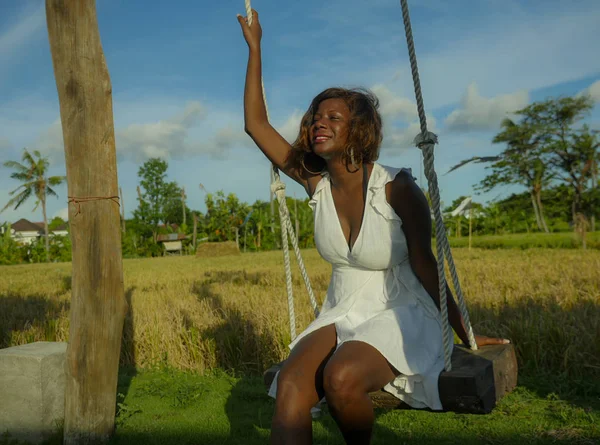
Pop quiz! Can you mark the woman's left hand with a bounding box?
[473,334,511,347]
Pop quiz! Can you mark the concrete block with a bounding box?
[0,341,67,444]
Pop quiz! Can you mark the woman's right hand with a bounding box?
[237,9,262,52]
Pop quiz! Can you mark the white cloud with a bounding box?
[31,101,253,163]
[383,116,438,153]
[117,101,206,161]
[0,4,45,65]
[577,80,600,103]
[285,0,600,112]
[52,207,69,221]
[444,83,529,132]
[276,110,304,143]
[212,126,247,150]
[362,85,438,152]
[371,84,418,122]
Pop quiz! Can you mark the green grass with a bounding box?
[447,232,600,250]
[13,367,597,445]
[1,246,598,444]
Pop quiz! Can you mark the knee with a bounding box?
[275,366,313,410]
[323,360,362,403]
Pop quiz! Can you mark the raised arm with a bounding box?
[237,10,314,193]
[387,170,509,348]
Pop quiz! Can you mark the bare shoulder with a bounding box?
[386,169,431,237]
[387,169,421,203]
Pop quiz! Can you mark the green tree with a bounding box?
[446,95,598,233]
[483,202,499,235]
[488,117,553,232]
[162,183,190,229]
[49,216,66,231]
[133,158,182,240]
[0,223,22,265]
[203,191,250,245]
[523,96,596,225]
[549,122,598,224]
[1,149,66,261]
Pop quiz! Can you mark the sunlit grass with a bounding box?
[1,248,599,392]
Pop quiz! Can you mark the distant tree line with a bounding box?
[1,93,598,263]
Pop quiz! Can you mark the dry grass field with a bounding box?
[1,248,599,393]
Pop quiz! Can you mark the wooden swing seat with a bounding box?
[263,343,517,414]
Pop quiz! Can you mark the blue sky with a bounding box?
[1,0,599,223]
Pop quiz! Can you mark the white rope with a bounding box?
[274,181,320,317]
[273,180,296,339]
[417,135,454,371]
[400,0,477,371]
[245,1,318,341]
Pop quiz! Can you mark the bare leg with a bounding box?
[323,341,398,445]
[271,324,337,445]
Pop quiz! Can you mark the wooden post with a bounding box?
[119,186,126,233]
[46,1,126,443]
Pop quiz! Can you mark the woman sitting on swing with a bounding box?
[238,9,509,445]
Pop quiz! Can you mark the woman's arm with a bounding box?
[237,10,317,193]
[388,170,509,347]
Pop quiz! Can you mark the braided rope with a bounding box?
[401,0,477,371]
[278,192,320,317]
[418,136,453,371]
[441,238,477,350]
[273,181,296,339]
[245,1,318,339]
[273,180,321,317]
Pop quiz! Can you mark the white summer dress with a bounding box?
[268,162,449,410]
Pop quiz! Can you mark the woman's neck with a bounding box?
[326,159,371,190]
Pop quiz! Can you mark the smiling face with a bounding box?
[308,98,351,160]
[288,88,383,173]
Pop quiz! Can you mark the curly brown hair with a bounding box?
[286,87,383,173]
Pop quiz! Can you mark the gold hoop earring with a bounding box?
[347,148,360,173]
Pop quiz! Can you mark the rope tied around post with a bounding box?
[68,195,120,217]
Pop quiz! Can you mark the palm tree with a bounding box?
[2,148,66,261]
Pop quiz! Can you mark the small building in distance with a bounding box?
[1,219,69,245]
[156,233,188,255]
